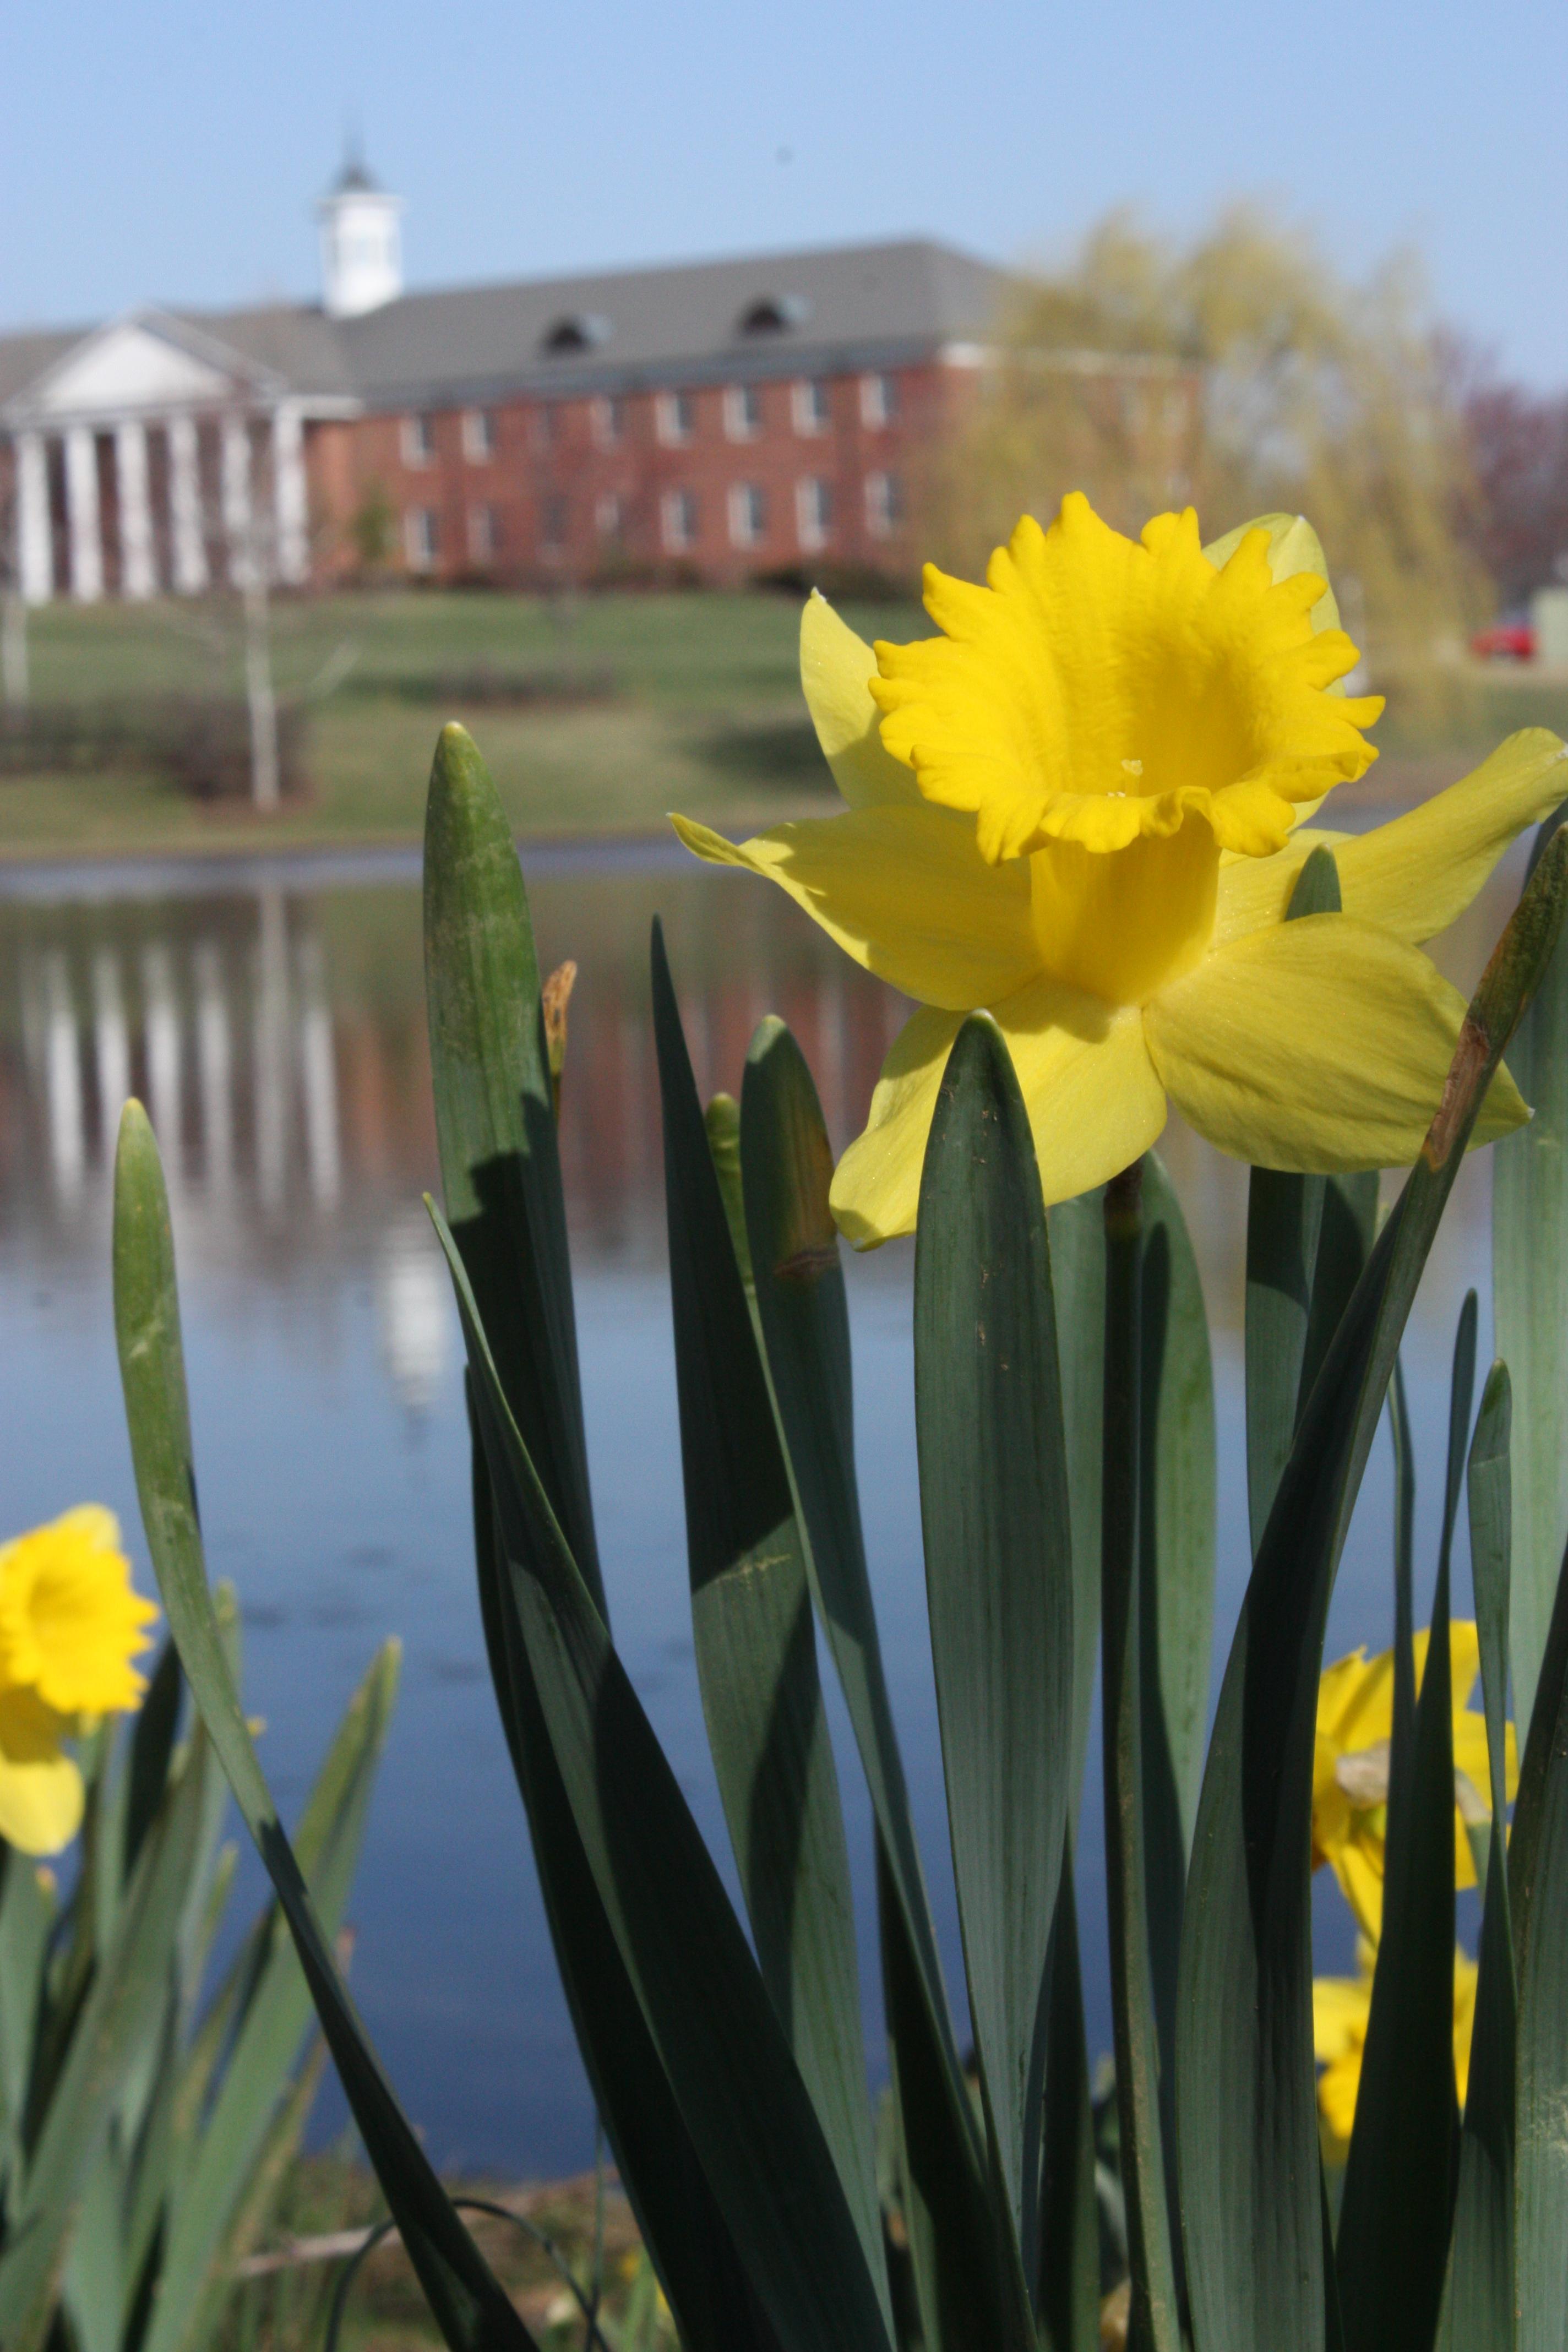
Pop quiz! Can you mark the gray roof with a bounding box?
[0,324,85,409]
[0,237,1010,421]
[334,237,1010,408]
[171,302,357,400]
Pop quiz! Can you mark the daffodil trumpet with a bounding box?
[673,494,1568,1245]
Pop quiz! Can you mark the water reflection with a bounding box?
[2,861,908,1268]
[0,837,1527,2174]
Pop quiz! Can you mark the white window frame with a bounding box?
[596,491,624,540]
[724,384,762,442]
[656,390,695,447]
[796,477,831,553]
[728,482,766,549]
[404,506,438,570]
[467,503,499,561]
[792,379,830,436]
[592,395,623,449]
[860,372,896,428]
[401,413,435,467]
[865,471,902,539]
[461,409,495,462]
[662,488,697,552]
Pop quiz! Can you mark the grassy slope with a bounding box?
[3,587,1566,861]
[0,587,916,860]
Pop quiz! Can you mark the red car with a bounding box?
[1472,619,1536,660]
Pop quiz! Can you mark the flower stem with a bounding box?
[1101,1157,1182,2352]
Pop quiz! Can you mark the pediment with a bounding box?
[23,320,240,420]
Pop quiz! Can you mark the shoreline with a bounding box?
[0,830,702,904]
[0,753,1487,904]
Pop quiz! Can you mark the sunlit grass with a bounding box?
[0,587,916,859]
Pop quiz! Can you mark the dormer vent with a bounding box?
[738,293,812,336]
[541,312,613,356]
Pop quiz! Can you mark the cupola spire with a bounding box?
[317,142,404,319]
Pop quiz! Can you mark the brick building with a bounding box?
[0,156,1014,603]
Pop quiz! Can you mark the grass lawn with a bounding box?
[0,586,917,861]
[2,585,1567,862]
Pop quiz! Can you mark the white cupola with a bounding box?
[317,148,405,319]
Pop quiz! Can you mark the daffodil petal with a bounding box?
[0,1687,83,1856]
[1313,1974,1370,2064]
[1332,729,1568,946]
[1318,2051,1361,2150]
[799,592,919,808]
[1336,1841,1386,1942]
[830,979,1165,1246]
[1146,915,1528,1173]
[669,805,1038,1010]
[1213,826,1353,947]
[1447,1622,1482,1709]
[830,1005,960,1246]
[1203,511,1344,636]
[0,1753,84,1855]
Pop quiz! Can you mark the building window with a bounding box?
[724,384,762,442]
[462,410,496,462]
[656,390,695,447]
[541,494,568,552]
[405,507,439,569]
[469,503,501,561]
[796,478,832,553]
[596,492,625,541]
[729,483,767,549]
[865,471,903,538]
[792,379,830,435]
[401,413,435,466]
[662,489,698,552]
[531,404,554,453]
[860,373,898,428]
[592,395,624,449]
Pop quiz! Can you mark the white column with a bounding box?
[63,426,102,603]
[168,416,208,594]
[253,888,290,1213]
[141,944,184,1198]
[273,404,308,584]
[296,932,340,1208]
[92,949,130,1149]
[15,432,52,604]
[221,415,254,586]
[114,420,156,599]
[42,949,84,1207]
[193,941,234,1199]
[378,1212,448,1413]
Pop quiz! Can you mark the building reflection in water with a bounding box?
[1,844,1515,1368]
[0,859,916,1352]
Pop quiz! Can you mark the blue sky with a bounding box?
[5,0,1566,385]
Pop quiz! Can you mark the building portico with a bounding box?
[2,311,346,604]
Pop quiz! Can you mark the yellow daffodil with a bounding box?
[1313,1622,1515,1939]
[0,1507,158,1855]
[673,495,1568,1245]
[1313,1938,1478,2157]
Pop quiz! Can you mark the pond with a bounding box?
[0,823,1516,2177]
